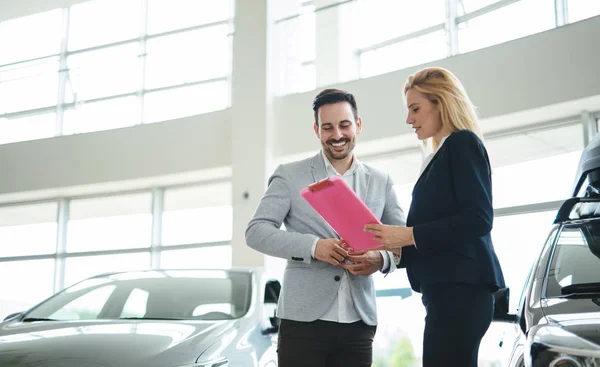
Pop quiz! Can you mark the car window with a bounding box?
[120,288,149,318]
[545,220,600,297]
[25,270,252,321]
[49,285,116,320]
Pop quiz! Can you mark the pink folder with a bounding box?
[300,176,383,252]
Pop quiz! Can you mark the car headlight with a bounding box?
[525,324,600,367]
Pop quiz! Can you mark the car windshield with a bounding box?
[546,220,600,298]
[24,270,252,321]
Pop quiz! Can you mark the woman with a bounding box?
[363,67,505,367]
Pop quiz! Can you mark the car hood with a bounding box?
[541,297,600,346]
[0,319,238,367]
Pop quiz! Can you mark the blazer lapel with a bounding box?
[310,152,328,183]
[413,148,443,190]
[356,162,371,203]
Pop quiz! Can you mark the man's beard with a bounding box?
[323,138,355,160]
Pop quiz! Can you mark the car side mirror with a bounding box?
[493,288,517,323]
[3,312,23,321]
[262,280,281,335]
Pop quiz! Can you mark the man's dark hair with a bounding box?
[312,88,358,126]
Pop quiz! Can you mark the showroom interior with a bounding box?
[0,0,599,365]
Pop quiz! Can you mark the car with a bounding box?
[494,134,600,367]
[0,268,281,367]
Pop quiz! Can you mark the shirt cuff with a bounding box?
[379,250,390,272]
[311,238,318,259]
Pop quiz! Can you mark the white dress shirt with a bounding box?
[310,151,391,323]
[420,135,449,175]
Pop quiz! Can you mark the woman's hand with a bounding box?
[363,224,414,251]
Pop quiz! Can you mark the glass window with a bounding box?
[361,151,423,190]
[66,43,141,102]
[360,30,447,78]
[145,25,230,90]
[0,259,55,313]
[486,124,583,208]
[568,0,600,23]
[162,183,232,245]
[373,294,424,366]
[458,0,504,15]
[67,193,152,253]
[160,245,232,269]
[0,202,58,257]
[273,4,315,95]
[357,0,445,49]
[50,285,117,320]
[68,0,142,50]
[28,270,251,320]
[62,96,139,134]
[394,183,415,215]
[0,58,59,114]
[147,0,232,34]
[143,81,229,123]
[491,150,582,209]
[546,222,600,297]
[64,252,151,288]
[0,112,56,145]
[162,206,233,245]
[120,288,149,318]
[458,0,555,54]
[491,211,557,312]
[0,9,62,65]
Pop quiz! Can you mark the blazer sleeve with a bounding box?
[412,131,493,252]
[382,174,407,227]
[245,164,318,264]
[381,174,407,272]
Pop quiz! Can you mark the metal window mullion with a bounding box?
[226,3,235,108]
[554,0,569,26]
[55,8,71,136]
[582,110,598,146]
[150,187,164,269]
[445,0,459,57]
[274,0,353,24]
[358,23,445,54]
[53,198,69,293]
[494,200,564,217]
[138,0,149,125]
[455,0,520,23]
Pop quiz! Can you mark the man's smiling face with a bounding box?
[314,101,362,161]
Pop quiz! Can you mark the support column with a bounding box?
[315,0,358,87]
[53,198,69,293]
[582,110,598,146]
[231,0,273,267]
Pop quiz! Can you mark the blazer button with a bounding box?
[334,275,341,281]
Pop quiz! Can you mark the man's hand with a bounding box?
[315,238,348,266]
[340,251,383,276]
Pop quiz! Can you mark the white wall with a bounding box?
[0,111,232,196]
[272,16,600,157]
[0,0,90,22]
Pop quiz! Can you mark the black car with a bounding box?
[495,135,600,367]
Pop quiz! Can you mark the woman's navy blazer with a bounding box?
[399,130,505,293]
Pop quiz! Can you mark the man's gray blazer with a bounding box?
[245,152,406,326]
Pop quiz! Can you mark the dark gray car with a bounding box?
[494,134,600,367]
[0,268,280,367]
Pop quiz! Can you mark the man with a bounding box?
[245,88,406,367]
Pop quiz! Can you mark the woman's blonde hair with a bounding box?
[404,67,483,151]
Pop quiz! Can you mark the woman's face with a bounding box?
[405,88,444,141]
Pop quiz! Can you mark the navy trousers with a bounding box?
[421,283,494,367]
